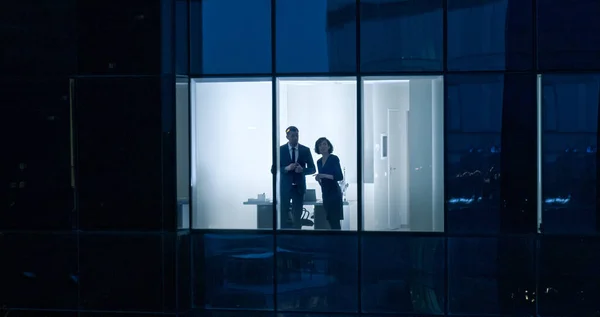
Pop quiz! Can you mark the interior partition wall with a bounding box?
[186,0,600,316]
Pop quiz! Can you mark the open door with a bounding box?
[387,107,410,230]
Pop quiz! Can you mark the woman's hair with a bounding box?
[314,137,334,155]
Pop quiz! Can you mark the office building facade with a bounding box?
[2,0,600,316]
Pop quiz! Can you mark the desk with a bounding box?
[243,200,349,229]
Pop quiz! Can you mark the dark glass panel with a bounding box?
[538,0,600,70]
[175,0,190,75]
[361,235,444,314]
[0,0,76,75]
[540,74,600,234]
[79,233,163,311]
[194,233,274,310]
[538,236,600,316]
[447,0,533,71]
[448,236,535,315]
[276,233,358,313]
[277,0,356,73]
[76,77,164,231]
[0,78,73,230]
[0,233,77,309]
[445,74,537,234]
[359,0,443,72]
[190,0,271,74]
[77,0,161,74]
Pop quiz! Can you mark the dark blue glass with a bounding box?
[164,233,192,312]
[276,233,358,313]
[445,74,538,234]
[448,236,535,315]
[0,78,73,230]
[77,0,161,75]
[190,0,271,74]
[537,0,600,70]
[540,74,600,234]
[361,235,444,314]
[6,311,76,317]
[1,1,76,75]
[0,233,77,310]
[79,234,163,311]
[359,0,443,72]
[195,233,274,310]
[175,0,190,75]
[195,312,273,317]
[538,236,600,316]
[76,77,164,231]
[276,0,356,73]
[447,0,533,71]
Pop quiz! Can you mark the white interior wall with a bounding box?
[192,80,273,229]
[279,80,358,230]
[363,78,444,231]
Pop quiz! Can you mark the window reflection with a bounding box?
[537,0,600,70]
[196,234,274,310]
[359,0,443,72]
[540,74,599,234]
[278,0,356,73]
[276,78,358,230]
[190,0,271,74]
[538,237,600,316]
[276,233,358,312]
[362,76,444,232]
[361,235,444,314]
[191,79,273,229]
[445,74,537,234]
[448,237,535,315]
[447,0,533,71]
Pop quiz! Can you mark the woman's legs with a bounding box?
[328,219,341,230]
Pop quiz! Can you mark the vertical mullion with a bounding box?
[270,0,278,313]
[355,0,363,314]
[442,1,449,315]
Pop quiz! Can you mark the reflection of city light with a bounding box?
[544,195,571,205]
[448,196,482,204]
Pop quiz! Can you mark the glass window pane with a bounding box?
[360,0,443,72]
[448,236,535,315]
[447,0,533,71]
[276,78,358,230]
[276,233,358,312]
[194,233,274,310]
[190,0,271,74]
[175,0,189,75]
[540,74,599,234]
[362,76,444,232]
[361,235,444,314]
[276,0,356,74]
[191,79,273,229]
[538,0,600,70]
[539,237,600,316]
[445,74,538,234]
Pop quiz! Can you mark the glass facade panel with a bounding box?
[447,0,533,71]
[359,0,443,72]
[445,74,538,234]
[276,233,358,313]
[448,236,535,315]
[276,0,356,74]
[190,0,271,74]
[195,233,274,310]
[191,79,273,229]
[537,0,600,70]
[361,235,444,314]
[276,78,358,231]
[540,74,600,234]
[362,76,444,232]
[538,236,600,316]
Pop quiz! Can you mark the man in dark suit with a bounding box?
[278,126,315,229]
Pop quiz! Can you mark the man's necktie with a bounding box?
[291,147,296,163]
[291,147,297,185]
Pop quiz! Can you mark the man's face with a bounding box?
[286,131,299,146]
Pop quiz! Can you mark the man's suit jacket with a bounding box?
[277,143,316,193]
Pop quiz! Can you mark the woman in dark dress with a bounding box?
[314,137,344,230]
